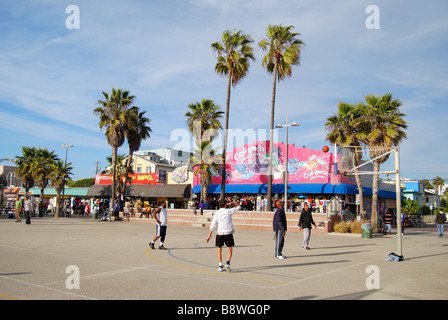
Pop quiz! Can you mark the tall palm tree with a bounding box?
[325,102,366,215]
[359,93,407,232]
[49,160,73,217]
[15,146,37,194]
[123,106,152,197]
[211,30,255,200]
[259,24,304,211]
[32,148,59,215]
[94,88,135,207]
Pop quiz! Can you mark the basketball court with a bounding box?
[0,216,447,302]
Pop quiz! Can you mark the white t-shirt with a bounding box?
[156,206,167,226]
[210,206,241,235]
[24,200,32,212]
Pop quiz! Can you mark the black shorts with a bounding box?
[215,234,234,248]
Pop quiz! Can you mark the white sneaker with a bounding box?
[218,266,224,272]
[225,264,231,272]
[276,255,285,259]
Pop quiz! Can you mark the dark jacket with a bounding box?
[298,208,315,229]
[435,212,446,225]
[273,207,287,232]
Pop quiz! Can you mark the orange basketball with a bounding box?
[322,145,329,152]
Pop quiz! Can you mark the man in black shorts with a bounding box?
[206,199,241,272]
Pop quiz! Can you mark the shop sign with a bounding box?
[95,173,160,185]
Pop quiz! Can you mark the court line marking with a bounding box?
[0,275,97,300]
[271,243,429,289]
[145,245,290,285]
[169,242,305,280]
[0,292,20,300]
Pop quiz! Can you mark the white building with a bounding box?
[135,147,193,168]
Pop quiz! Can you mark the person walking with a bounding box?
[206,199,241,272]
[383,209,393,235]
[435,209,446,238]
[273,199,287,259]
[15,196,22,223]
[149,201,168,250]
[113,199,120,221]
[298,202,317,250]
[23,196,33,225]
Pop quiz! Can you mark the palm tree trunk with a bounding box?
[56,191,61,218]
[371,160,380,233]
[111,146,118,210]
[220,72,232,200]
[123,152,133,200]
[267,60,278,211]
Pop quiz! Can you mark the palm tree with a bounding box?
[432,176,444,196]
[185,99,224,144]
[259,24,304,211]
[359,93,407,232]
[49,160,73,217]
[211,30,255,200]
[94,88,135,208]
[32,148,59,216]
[325,102,366,215]
[123,106,152,197]
[190,140,221,203]
[15,146,37,194]
[185,99,223,201]
[101,154,132,201]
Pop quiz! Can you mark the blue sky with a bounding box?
[0,0,447,181]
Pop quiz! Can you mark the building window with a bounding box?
[136,166,142,173]
[146,166,152,173]
[178,150,182,158]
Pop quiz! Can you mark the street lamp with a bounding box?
[60,140,73,218]
[276,114,299,211]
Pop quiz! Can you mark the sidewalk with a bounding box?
[0,216,446,300]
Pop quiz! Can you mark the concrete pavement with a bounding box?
[0,215,446,301]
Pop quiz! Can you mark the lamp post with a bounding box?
[276,114,299,211]
[60,140,73,218]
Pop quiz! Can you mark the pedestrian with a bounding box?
[206,199,241,272]
[199,200,204,215]
[84,203,90,216]
[383,209,393,235]
[15,196,22,223]
[124,201,130,220]
[23,196,33,224]
[435,209,446,238]
[273,199,287,259]
[298,202,317,250]
[149,201,168,250]
[113,199,120,221]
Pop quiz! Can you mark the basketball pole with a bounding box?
[395,146,403,257]
[335,144,403,258]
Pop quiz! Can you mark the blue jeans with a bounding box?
[437,224,444,237]
[274,230,285,257]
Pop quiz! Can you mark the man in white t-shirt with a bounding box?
[23,196,33,224]
[149,201,168,250]
[206,199,241,272]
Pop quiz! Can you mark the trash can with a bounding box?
[361,223,371,238]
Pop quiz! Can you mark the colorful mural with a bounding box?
[193,141,355,187]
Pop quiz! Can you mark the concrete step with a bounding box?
[119,209,331,233]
